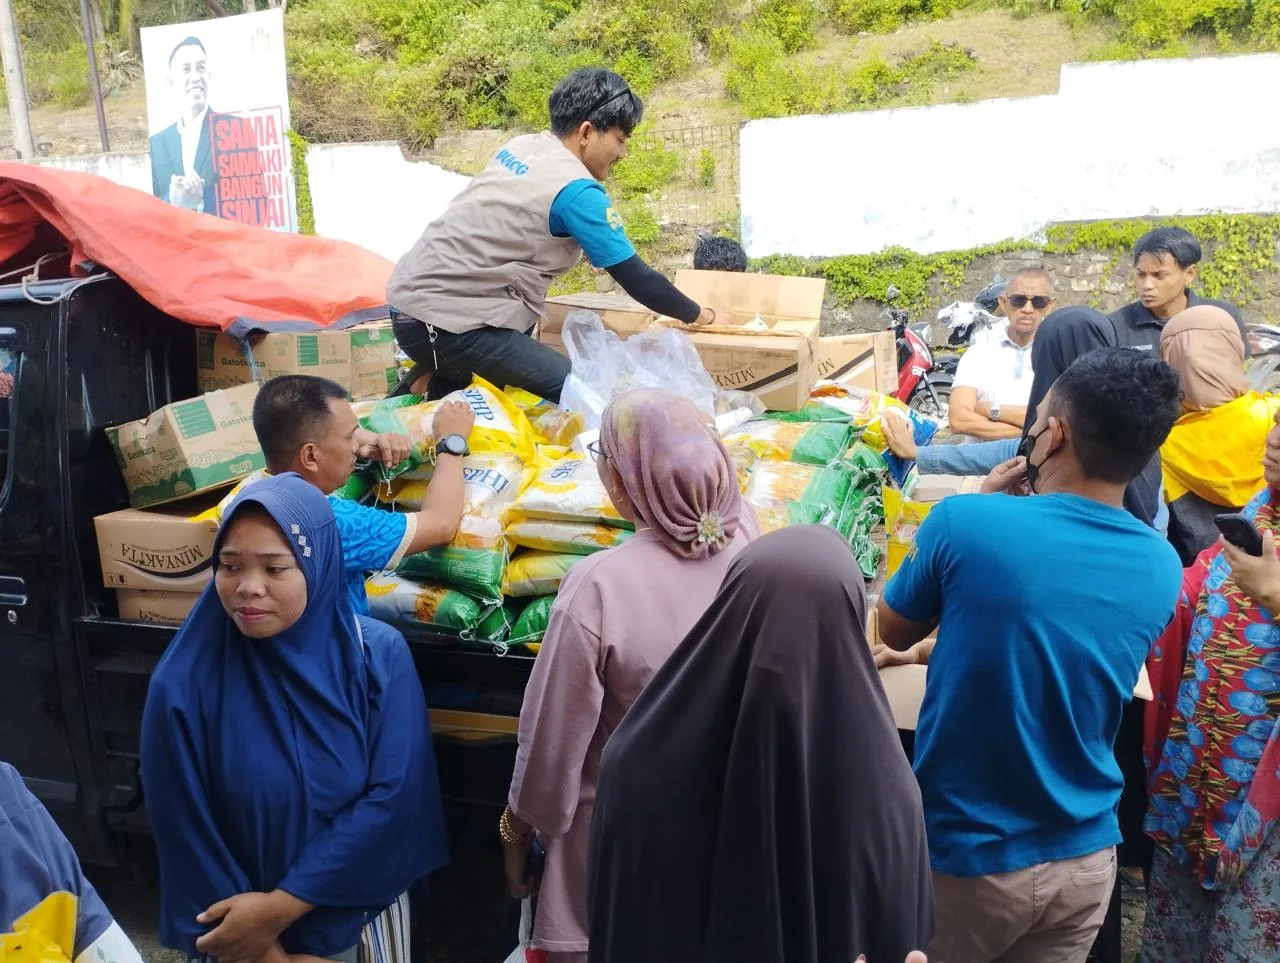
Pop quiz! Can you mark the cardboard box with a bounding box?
[116,589,200,625]
[95,496,221,591]
[350,321,400,400]
[540,292,655,340]
[106,383,265,508]
[196,330,354,394]
[672,270,823,412]
[819,331,899,394]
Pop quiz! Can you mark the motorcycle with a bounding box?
[1247,322,1280,393]
[885,285,953,419]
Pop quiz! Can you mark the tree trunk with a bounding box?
[203,0,230,15]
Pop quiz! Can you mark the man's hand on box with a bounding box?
[433,400,476,441]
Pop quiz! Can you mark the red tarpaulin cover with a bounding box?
[0,162,393,336]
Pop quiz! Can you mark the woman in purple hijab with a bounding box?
[500,389,758,963]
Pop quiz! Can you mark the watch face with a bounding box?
[439,434,468,456]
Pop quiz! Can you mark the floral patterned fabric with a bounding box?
[1144,487,1280,890]
[1138,830,1280,962]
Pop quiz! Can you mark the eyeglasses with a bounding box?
[1006,294,1054,311]
[587,440,606,462]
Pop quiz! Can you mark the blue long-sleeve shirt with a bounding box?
[913,439,1170,535]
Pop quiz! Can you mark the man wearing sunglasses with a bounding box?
[946,268,1054,442]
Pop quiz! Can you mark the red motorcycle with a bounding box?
[885,285,952,419]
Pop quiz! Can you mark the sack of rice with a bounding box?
[509,594,557,650]
[396,516,507,603]
[365,573,491,635]
[446,377,538,467]
[504,387,585,447]
[381,452,531,520]
[352,395,439,480]
[505,518,633,556]
[507,455,631,528]
[757,402,855,425]
[503,551,583,598]
[724,420,853,468]
[742,461,853,517]
[840,441,891,487]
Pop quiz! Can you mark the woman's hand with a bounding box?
[196,890,311,962]
[503,835,536,900]
[980,455,1029,496]
[1221,530,1280,613]
[873,644,918,669]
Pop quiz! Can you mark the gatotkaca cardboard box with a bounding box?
[106,383,265,509]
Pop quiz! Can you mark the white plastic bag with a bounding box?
[559,311,717,430]
[502,898,535,963]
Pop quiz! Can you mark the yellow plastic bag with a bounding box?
[504,386,585,447]
[191,468,271,524]
[809,383,912,451]
[505,518,633,556]
[502,551,583,598]
[506,455,629,527]
[382,452,531,520]
[882,484,934,576]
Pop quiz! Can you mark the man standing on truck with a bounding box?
[243,375,475,616]
[387,67,725,403]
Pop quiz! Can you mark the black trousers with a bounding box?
[392,313,571,404]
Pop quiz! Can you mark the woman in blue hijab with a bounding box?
[141,473,448,963]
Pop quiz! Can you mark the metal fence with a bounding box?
[627,122,740,236]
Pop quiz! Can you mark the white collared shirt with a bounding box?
[953,326,1035,409]
[178,107,209,178]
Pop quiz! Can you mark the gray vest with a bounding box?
[387,132,593,334]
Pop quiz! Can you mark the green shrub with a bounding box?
[26,45,91,108]
[697,148,716,188]
[617,200,662,245]
[826,0,966,34]
[612,139,681,198]
[749,0,820,54]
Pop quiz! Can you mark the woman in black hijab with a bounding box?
[1022,306,1164,528]
[587,526,932,963]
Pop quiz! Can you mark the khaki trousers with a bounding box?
[928,847,1116,963]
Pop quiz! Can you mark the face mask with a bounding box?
[1018,424,1053,493]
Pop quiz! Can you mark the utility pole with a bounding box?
[79,0,109,152]
[0,0,35,160]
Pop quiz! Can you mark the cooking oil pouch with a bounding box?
[505,518,633,556]
[840,441,891,487]
[364,573,491,636]
[503,551,583,598]
[758,402,854,424]
[742,461,853,516]
[504,386,585,447]
[882,484,935,577]
[396,515,507,603]
[724,420,853,468]
[507,455,632,528]
[352,395,439,481]
[509,594,557,650]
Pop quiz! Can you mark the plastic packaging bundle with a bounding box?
[505,518,634,556]
[506,455,631,528]
[724,420,854,468]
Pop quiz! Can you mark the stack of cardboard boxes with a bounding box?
[94,320,399,625]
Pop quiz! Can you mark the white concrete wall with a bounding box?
[304,142,471,261]
[740,53,1280,258]
[32,142,472,262]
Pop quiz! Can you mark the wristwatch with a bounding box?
[435,434,470,458]
[989,404,1001,423]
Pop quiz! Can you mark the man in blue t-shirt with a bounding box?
[1,762,144,962]
[878,347,1184,962]
[250,375,475,617]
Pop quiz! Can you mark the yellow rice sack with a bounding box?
[723,420,853,468]
[380,452,531,520]
[505,518,633,556]
[444,377,538,467]
[506,455,630,528]
[882,484,935,577]
[502,551,584,598]
[741,462,854,516]
[504,386,585,447]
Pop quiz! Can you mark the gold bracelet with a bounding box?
[499,806,533,845]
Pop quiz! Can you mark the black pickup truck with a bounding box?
[0,275,534,867]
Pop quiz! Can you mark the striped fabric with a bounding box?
[187,892,410,963]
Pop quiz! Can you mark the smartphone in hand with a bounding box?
[1215,512,1265,557]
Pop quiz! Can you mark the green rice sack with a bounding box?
[742,461,854,516]
[757,402,853,424]
[509,594,557,647]
[724,420,853,468]
[364,573,489,635]
[396,516,507,603]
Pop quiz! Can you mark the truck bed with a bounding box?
[73,614,535,834]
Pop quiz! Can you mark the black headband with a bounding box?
[584,86,634,121]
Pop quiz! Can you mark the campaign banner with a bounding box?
[141,9,296,232]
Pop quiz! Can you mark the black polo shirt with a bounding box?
[1109,290,1250,357]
